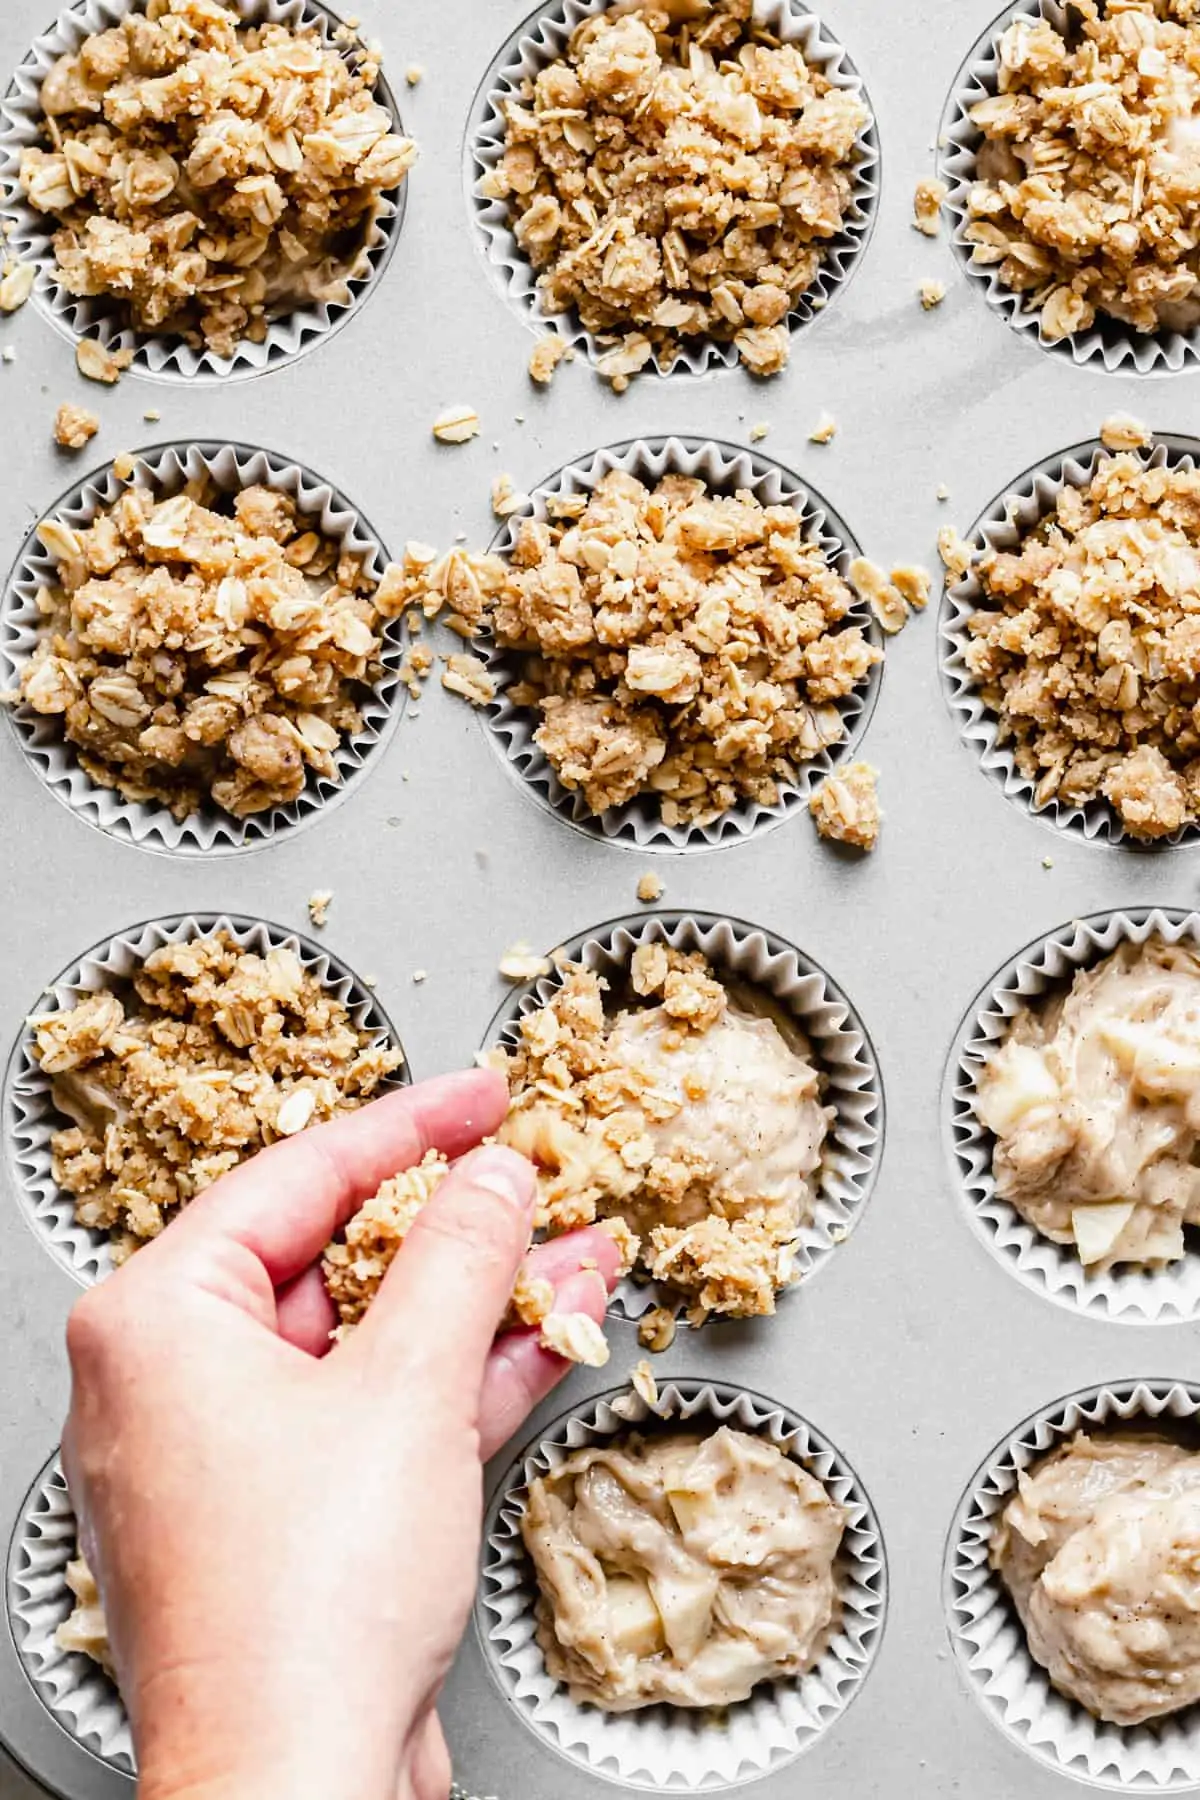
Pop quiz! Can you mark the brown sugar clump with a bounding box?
[963,452,1200,839]
[31,930,404,1262]
[13,473,410,822]
[18,0,417,359]
[482,0,869,384]
[963,2,1200,342]
[408,469,882,829]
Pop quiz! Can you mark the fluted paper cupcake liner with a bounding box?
[478,435,882,851]
[939,434,1200,848]
[0,0,406,383]
[8,1451,133,1775]
[947,908,1200,1324]
[0,440,407,854]
[3,911,407,1287]
[466,0,879,377]
[483,910,882,1324]
[478,1378,886,1791]
[940,0,1200,375]
[946,1378,1200,1790]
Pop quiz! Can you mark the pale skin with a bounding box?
[61,1068,620,1800]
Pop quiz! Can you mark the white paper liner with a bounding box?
[483,911,882,1325]
[466,0,879,377]
[0,439,407,854]
[8,1451,133,1775]
[946,1378,1200,1790]
[477,1378,886,1791]
[0,0,406,383]
[3,910,407,1287]
[939,0,1200,375]
[947,908,1200,1325]
[939,434,1200,847]
[478,434,882,851]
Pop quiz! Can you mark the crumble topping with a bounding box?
[810,759,880,850]
[638,1303,677,1351]
[913,175,947,236]
[496,944,832,1324]
[919,277,946,308]
[483,0,868,385]
[54,403,100,449]
[963,1,1200,342]
[499,943,552,982]
[12,472,407,821]
[401,468,882,828]
[321,1146,617,1364]
[31,929,403,1262]
[76,340,132,383]
[1101,412,1151,451]
[432,405,480,444]
[521,1425,845,1709]
[809,410,837,443]
[637,871,663,903]
[18,0,417,359]
[307,889,332,928]
[962,451,1200,838]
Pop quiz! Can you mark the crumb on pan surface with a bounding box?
[0,260,37,311]
[497,943,831,1323]
[973,934,1200,1269]
[403,468,882,828]
[30,928,403,1261]
[520,1424,845,1709]
[912,176,947,237]
[962,451,1200,839]
[962,1,1200,343]
[481,0,869,386]
[8,472,410,823]
[16,0,417,359]
[321,1147,615,1365]
[809,759,880,850]
[54,403,99,449]
[990,1429,1200,1725]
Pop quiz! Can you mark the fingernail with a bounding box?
[469,1145,535,1213]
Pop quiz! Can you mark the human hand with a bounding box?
[60,1068,620,1800]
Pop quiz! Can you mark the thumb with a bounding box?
[341,1144,536,1399]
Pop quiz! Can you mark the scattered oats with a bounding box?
[919,278,946,310]
[308,890,333,928]
[810,760,881,851]
[143,408,160,423]
[631,1359,659,1408]
[848,556,909,634]
[809,411,837,444]
[405,62,425,85]
[491,472,530,518]
[528,335,569,385]
[412,969,427,984]
[891,564,932,611]
[936,484,950,502]
[1,347,15,364]
[432,405,480,445]
[540,1311,610,1368]
[1101,413,1151,452]
[829,1225,848,1244]
[938,524,975,580]
[913,176,948,237]
[276,1086,316,1137]
[499,943,552,982]
[442,652,497,706]
[76,340,133,385]
[637,1305,677,1353]
[53,404,99,451]
[112,452,138,481]
[1042,856,1054,869]
[637,871,663,904]
[0,261,35,312]
[749,422,770,443]
[494,3,868,384]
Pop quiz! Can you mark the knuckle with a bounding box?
[64,1285,117,1371]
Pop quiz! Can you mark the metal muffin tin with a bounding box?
[2,0,1200,1795]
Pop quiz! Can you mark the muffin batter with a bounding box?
[991,1431,1200,1726]
[500,943,831,1320]
[522,1425,845,1710]
[973,936,1200,1267]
